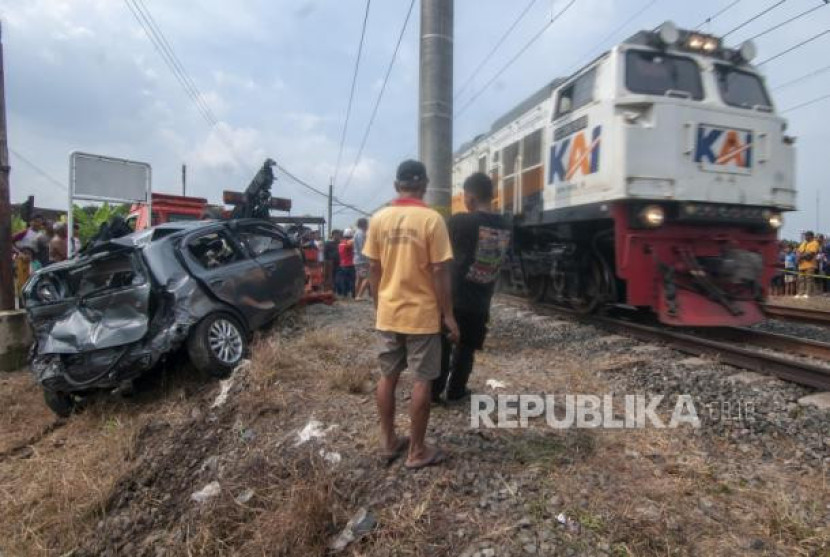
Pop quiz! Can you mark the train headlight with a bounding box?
[702,37,720,53]
[768,213,783,229]
[687,34,705,50]
[640,205,665,227]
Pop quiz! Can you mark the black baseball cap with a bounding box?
[396,159,428,183]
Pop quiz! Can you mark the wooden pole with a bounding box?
[0,22,14,310]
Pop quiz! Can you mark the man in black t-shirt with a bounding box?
[433,172,511,403]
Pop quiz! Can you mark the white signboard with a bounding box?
[68,151,152,256]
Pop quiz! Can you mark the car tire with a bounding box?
[43,389,74,418]
[187,313,247,379]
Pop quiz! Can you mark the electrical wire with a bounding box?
[126,1,217,131]
[455,0,578,119]
[454,0,539,102]
[125,0,371,215]
[772,62,830,91]
[757,29,830,66]
[782,91,830,113]
[10,149,67,191]
[133,0,217,128]
[722,0,788,38]
[740,1,828,43]
[695,0,742,30]
[339,0,416,197]
[275,164,371,216]
[124,0,249,172]
[333,0,372,188]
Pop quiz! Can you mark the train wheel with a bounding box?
[570,256,605,314]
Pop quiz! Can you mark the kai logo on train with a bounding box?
[694,125,753,172]
[549,119,602,184]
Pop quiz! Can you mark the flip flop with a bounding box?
[404,448,447,470]
[380,436,409,464]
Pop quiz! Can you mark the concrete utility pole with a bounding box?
[419,0,453,215]
[0,22,13,310]
[327,178,333,239]
[181,164,187,196]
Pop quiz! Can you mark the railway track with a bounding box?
[763,303,830,327]
[499,295,830,390]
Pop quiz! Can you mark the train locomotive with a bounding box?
[452,21,796,327]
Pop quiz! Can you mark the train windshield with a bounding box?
[625,50,703,100]
[715,65,772,110]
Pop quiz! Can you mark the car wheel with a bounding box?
[187,313,247,379]
[43,389,74,418]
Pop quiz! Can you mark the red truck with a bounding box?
[127,192,222,230]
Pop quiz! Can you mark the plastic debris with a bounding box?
[320,449,342,464]
[556,512,580,533]
[330,507,377,552]
[295,419,336,445]
[234,488,255,505]
[486,379,507,390]
[191,481,221,503]
[211,378,234,408]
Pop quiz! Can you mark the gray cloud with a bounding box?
[0,0,827,234]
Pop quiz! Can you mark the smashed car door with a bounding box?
[179,226,278,330]
[234,221,305,312]
[26,249,152,354]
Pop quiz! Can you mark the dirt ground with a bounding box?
[1,300,828,556]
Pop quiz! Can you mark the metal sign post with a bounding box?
[67,152,152,257]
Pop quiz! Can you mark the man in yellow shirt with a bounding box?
[363,160,459,469]
[796,231,821,298]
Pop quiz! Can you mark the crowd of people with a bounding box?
[11,214,80,302]
[323,218,372,300]
[771,230,829,298]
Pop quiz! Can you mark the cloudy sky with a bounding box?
[0,0,828,235]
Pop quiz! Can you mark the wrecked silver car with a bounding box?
[23,219,305,416]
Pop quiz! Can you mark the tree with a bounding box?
[72,203,129,244]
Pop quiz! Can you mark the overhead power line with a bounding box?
[757,29,830,66]
[454,0,539,102]
[772,62,830,91]
[695,0,742,30]
[125,0,371,215]
[339,0,416,197]
[455,0,578,119]
[275,163,371,216]
[333,0,372,188]
[124,0,249,171]
[782,91,830,113]
[741,1,828,43]
[722,0,788,39]
[125,1,217,132]
[10,149,67,191]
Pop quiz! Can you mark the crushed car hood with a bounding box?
[24,245,153,354]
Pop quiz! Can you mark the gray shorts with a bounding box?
[377,331,442,382]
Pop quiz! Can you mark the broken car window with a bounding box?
[238,225,286,257]
[188,231,243,269]
[69,253,145,298]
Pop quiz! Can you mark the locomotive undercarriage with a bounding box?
[513,223,618,314]
[509,217,768,325]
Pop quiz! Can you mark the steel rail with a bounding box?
[498,295,830,390]
[763,304,830,326]
[700,327,830,361]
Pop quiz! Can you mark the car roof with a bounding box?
[81,218,284,254]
